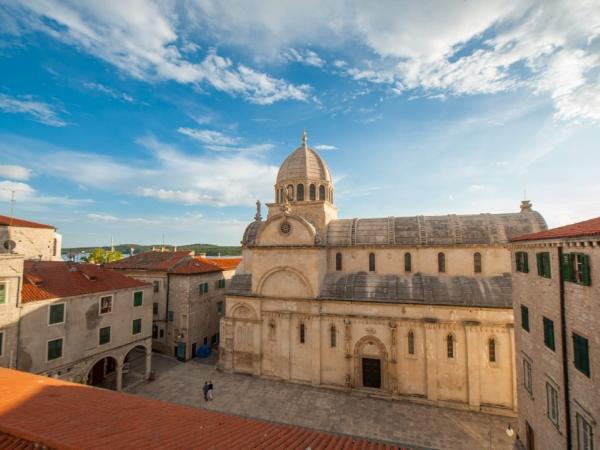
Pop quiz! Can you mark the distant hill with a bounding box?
[63,243,242,257]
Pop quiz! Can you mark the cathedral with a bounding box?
[219,132,547,415]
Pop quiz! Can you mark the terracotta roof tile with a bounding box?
[105,251,193,271]
[0,214,55,229]
[21,261,148,303]
[511,216,600,242]
[0,368,406,450]
[207,257,242,271]
[169,257,241,274]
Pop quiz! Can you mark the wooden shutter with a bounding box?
[573,334,590,376]
[561,253,572,282]
[536,253,542,276]
[581,254,591,286]
[523,253,529,273]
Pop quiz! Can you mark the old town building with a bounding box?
[0,257,153,391]
[0,215,62,261]
[220,132,547,415]
[107,251,240,360]
[511,216,600,450]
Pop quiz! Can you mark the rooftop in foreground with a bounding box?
[511,216,600,242]
[0,368,403,449]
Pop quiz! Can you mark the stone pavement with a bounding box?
[127,353,517,450]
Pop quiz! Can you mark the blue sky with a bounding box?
[0,1,599,247]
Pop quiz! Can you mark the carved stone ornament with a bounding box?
[280,221,292,234]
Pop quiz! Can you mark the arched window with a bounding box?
[300,323,306,344]
[319,185,325,200]
[287,185,294,201]
[369,253,376,272]
[330,188,333,203]
[489,338,496,363]
[447,334,454,358]
[309,184,316,200]
[404,252,412,272]
[438,252,446,273]
[336,252,342,271]
[408,330,415,355]
[330,325,337,347]
[297,184,304,201]
[474,252,482,273]
[279,188,284,203]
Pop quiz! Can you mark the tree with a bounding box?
[84,248,123,264]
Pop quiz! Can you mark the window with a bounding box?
[297,184,304,201]
[369,253,376,272]
[47,338,63,361]
[159,329,164,338]
[516,251,529,273]
[408,330,415,355]
[48,303,65,325]
[100,296,112,314]
[563,253,591,286]
[309,184,316,200]
[0,282,5,304]
[133,291,143,307]
[132,318,142,335]
[217,301,224,315]
[330,325,336,348]
[216,279,226,289]
[299,323,305,344]
[521,304,530,332]
[152,325,158,339]
[523,358,533,394]
[199,283,209,295]
[489,338,496,363]
[153,302,159,315]
[319,185,325,201]
[99,326,111,345]
[153,280,160,292]
[546,383,559,427]
[287,184,294,201]
[474,252,482,273]
[543,317,556,351]
[438,252,446,273]
[336,252,342,271]
[573,333,590,377]
[168,310,174,322]
[537,252,552,278]
[404,252,412,272]
[577,413,594,450]
[446,334,454,358]
[0,331,3,356]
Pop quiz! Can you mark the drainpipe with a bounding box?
[558,245,572,449]
[165,272,171,348]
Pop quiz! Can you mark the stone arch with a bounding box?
[254,213,317,246]
[257,266,314,298]
[85,353,120,390]
[231,303,258,320]
[353,335,389,391]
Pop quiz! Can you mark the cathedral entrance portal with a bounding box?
[362,358,381,388]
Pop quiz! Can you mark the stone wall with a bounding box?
[0,254,24,368]
[0,226,61,261]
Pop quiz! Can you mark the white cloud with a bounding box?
[86,213,160,225]
[177,127,240,146]
[9,1,310,105]
[0,93,66,126]
[82,82,134,102]
[0,180,91,207]
[0,164,31,181]
[314,144,338,151]
[283,48,325,67]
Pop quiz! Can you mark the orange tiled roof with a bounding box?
[169,256,241,274]
[512,216,600,242]
[207,257,242,271]
[105,250,193,271]
[0,368,404,450]
[22,261,148,303]
[0,214,55,229]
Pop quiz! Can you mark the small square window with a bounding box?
[199,283,208,295]
[159,329,164,338]
[100,296,112,314]
[132,318,142,335]
[521,305,530,332]
[99,326,111,345]
[546,383,559,427]
[153,280,160,293]
[47,338,63,361]
[217,301,224,315]
[48,303,65,325]
[133,291,143,307]
[0,283,6,304]
[523,358,533,394]
[543,317,555,351]
[168,311,174,322]
[153,302,159,315]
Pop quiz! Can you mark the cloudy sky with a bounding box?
[0,0,599,247]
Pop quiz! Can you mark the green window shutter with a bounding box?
[132,318,142,334]
[523,253,529,273]
[544,253,552,278]
[561,253,572,282]
[569,253,576,281]
[204,283,209,293]
[521,305,530,332]
[543,317,555,351]
[133,291,143,307]
[536,253,542,276]
[581,254,591,286]
[49,304,65,324]
[0,331,3,355]
[0,284,5,304]
[47,339,63,360]
[516,253,522,272]
[168,311,174,321]
[99,326,110,345]
[573,334,590,377]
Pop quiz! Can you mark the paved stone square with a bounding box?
[127,353,517,450]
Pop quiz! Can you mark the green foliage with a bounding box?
[83,248,124,264]
[65,243,241,257]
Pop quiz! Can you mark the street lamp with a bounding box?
[506,424,514,437]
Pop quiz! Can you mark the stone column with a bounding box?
[254,320,262,376]
[280,312,291,380]
[116,361,123,391]
[145,347,152,380]
[311,312,321,386]
[220,318,234,371]
[389,321,398,394]
[424,319,439,402]
[344,319,352,388]
[464,321,482,411]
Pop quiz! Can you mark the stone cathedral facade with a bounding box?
[219,133,547,415]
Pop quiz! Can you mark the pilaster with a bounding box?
[424,319,439,401]
[464,320,482,410]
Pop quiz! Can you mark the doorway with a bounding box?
[525,421,535,450]
[362,358,381,388]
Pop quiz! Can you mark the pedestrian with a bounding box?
[202,381,208,401]
[207,380,214,401]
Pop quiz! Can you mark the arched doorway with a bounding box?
[87,356,118,390]
[353,336,389,391]
[122,345,148,389]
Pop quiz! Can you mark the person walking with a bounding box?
[202,381,209,401]
[207,381,214,401]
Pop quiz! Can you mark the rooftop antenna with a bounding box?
[8,190,15,226]
[302,129,308,148]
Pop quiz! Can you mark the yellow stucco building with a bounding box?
[219,132,547,415]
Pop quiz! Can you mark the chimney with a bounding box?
[520,200,532,212]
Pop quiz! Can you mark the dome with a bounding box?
[276,134,332,184]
